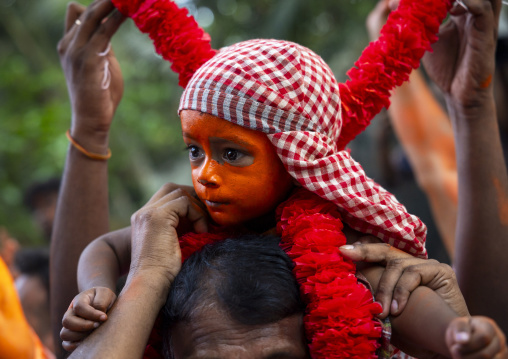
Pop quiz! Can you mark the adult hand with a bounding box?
[129,183,209,290]
[340,241,468,319]
[423,0,501,108]
[57,0,125,145]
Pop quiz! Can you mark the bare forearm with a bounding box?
[69,274,169,358]
[50,129,110,357]
[78,227,132,292]
[447,95,508,331]
[390,286,458,358]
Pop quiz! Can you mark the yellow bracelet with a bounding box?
[66,130,112,161]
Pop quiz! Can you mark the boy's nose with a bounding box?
[197,159,220,188]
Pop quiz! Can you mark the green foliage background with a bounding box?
[0,0,376,244]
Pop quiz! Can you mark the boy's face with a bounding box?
[180,110,294,227]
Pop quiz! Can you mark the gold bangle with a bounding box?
[66,130,111,161]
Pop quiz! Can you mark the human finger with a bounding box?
[74,0,116,47]
[88,9,125,52]
[366,0,391,41]
[61,307,99,333]
[91,287,116,315]
[447,317,473,357]
[387,0,400,10]
[454,317,502,357]
[65,2,86,33]
[145,183,200,207]
[156,187,208,225]
[373,257,431,318]
[388,260,443,315]
[158,195,209,234]
[460,0,501,18]
[73,294,108,322]
[62,340,82,352]
[60,325,94,343]
[339,242,412,264]
[353,236,383,245]
[459,0,501,33]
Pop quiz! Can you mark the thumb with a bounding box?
[446,317,472,358]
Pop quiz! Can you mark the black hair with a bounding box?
[23,178,60,211]
[161,234,305,357]
[14,247,50,293]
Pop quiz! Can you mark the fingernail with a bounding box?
[93,322,100,328]
[340,245,355,250]
[455,331,470,343]
[100,314,107,321]
[391,299,399,313]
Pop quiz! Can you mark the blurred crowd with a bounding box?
[2,0,508,358]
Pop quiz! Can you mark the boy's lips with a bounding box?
[205,199,229,207]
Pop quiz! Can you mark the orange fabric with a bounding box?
[0,256,44,359]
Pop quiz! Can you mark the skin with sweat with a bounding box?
[170,309,310,359]
[180,110,294,228]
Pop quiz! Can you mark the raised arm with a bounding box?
[50,1,125,356]
[367,0,458,257]
[423,0,508,331]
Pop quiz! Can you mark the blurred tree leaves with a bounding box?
[0,0,375,244]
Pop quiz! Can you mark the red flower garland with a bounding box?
[276,188,382,358]
[337,0,453,149]
[111,0,216,87]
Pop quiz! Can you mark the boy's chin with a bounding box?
[210,212,277,234]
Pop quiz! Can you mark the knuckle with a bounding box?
[405,265,419,274]
[357,235,380,244]
[376,284,390,297]
[386,258,405,269]
[438,262,453,272]
[83,7,96,22]
[132,209,154,224]
[172,188,186,197]
[62,316,72,327]
[57,40,66,55]
[162,182,177,192]
[394,285,409,297]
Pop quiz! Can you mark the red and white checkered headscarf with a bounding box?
[179,39,427,258]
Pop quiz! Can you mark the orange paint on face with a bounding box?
[180,110,294,228]
[492,177,508,226]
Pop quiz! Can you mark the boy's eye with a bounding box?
[224,149,241,161]
[187,145,202,159]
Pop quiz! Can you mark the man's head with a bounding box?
[24,178,60,241]
[161,235,309,359]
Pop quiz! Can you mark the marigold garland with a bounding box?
[276,188,383,358]
[337,0,453,149]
